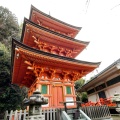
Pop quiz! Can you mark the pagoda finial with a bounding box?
[49,11,51,16]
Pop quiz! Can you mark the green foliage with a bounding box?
[0,42,26,113]
[75,78,85,90]
[0,43,19,112]
[0,7,25,114]
[0,6,20,49]
[75,78,88,103]
[76,91,88,103]
[81,92,88,103]
[0,42,10,76]
[0,85,23,112]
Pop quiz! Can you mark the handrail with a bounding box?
[81,105,111,119]
[79,109,91,120]
[61,111,71,120]
[60,101,82,112]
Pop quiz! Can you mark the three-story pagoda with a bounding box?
[11,5,100,108]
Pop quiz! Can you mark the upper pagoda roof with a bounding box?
[29,5,82,38]
[21,18,89,58]
[11,39,100,87]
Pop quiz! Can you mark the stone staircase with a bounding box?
[62,105,114,120]
[62,109,90,120]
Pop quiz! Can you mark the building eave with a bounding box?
[13,38,100,66]
[77,58,120,92]
[11,39,100,87]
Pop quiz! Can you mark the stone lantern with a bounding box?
[112,92,120,115]
[23,89,48,119]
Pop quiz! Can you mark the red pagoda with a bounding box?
[11,5,100,108]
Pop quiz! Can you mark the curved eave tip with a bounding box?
[77,27,82,30]
[95,62,101,67]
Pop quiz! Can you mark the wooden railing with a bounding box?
[4,110,27,120]
[43,108,61,120]
[4,108,61,120]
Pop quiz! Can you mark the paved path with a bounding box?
[112,115,120,120]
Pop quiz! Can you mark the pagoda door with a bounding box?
[52,84,64,107]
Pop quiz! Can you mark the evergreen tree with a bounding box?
[0,7,26,115]
[0,6,20,49]
[75,78,85,90]
[0,43,24,113]
[75,78,88,103]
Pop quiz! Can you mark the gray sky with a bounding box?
[1,0,120,79]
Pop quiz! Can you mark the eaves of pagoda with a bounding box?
[11,39,100,88]
[29,5,82,38]
[21,18,89,58]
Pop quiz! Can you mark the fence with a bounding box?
[4,108,61,120]
[4,106,112,120]
[81,105,112,120]
[4,110,27,120]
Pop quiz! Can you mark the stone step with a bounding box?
[68,114,73,120]
[68,114,86,120]
[73,117,86,119]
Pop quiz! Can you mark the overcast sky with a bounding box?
[1,0,120,79]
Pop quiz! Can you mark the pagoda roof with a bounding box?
[11,39,100,87]
[29,5,82,38]
[21,18,89,58]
